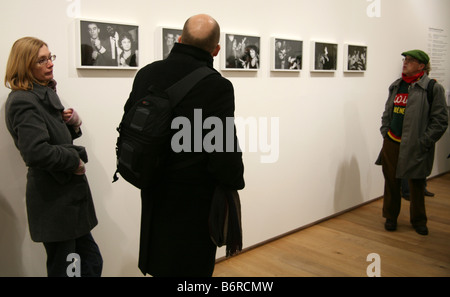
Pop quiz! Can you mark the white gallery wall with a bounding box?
[0,0,449,276]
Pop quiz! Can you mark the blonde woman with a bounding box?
[4,37,102,276]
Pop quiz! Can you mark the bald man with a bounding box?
[123,14,245,276]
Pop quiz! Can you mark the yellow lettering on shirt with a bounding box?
[393,106,405,115]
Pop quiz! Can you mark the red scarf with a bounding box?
[402,71,424,84]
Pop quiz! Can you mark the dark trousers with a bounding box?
[43,232,102,277]
[381,137,427,227]
[401,178,428,197]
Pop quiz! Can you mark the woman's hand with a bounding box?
[62,108,82,133]
[62,109,73,122]
[74,159,86,175]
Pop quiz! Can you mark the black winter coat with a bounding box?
[124,43,245,276]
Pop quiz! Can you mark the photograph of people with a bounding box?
[347,45,367,71]
[79,20,139,68]
[314,42,337,70]
[162,28,182,59]
[224,34,260,69]
[274,38,302,70]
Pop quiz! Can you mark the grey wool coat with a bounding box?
[5,83,98,242]
[376,74,448,178]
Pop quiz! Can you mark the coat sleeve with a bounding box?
[420,82,449,150]
[6,96,81,172]
[204,78,245,190]
[380,99,392,138]
[380,81,399,138]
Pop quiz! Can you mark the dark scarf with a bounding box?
[47,79,57,92]
[209,185,242,257]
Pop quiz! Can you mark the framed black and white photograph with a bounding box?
[344,44,367,72]
[311,41,338,72]
[157,27,182,60]
[271,37,302,71]
[77,19,139,69]
[222,33,260,71]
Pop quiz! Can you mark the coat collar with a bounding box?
[167,43,214,67]
[389,73,431,91]
[30,83,64,111]
[415,73,431,90]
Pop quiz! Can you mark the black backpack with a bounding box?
[112,66,216,188]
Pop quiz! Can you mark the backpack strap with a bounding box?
[427,79,436,115]
[165,66,216,108]
[163,66,216,172]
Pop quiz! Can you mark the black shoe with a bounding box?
[385,219,397,231]
[414,225,428,235]
[424,189,435,197]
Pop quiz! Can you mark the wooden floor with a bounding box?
[213,173,450,277]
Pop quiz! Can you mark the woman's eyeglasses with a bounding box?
[37,55,56,66]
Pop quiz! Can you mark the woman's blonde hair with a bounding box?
[4,37,47,91]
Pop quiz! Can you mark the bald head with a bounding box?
[181,14,221,55]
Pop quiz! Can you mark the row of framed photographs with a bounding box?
[223,35,367,73]
[76,19,367,73]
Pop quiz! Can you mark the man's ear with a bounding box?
[178,35,182,43]
[211,44,220,57]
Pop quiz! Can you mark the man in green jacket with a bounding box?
[376,49,448,235]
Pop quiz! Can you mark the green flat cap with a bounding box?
[401,49,429,64]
